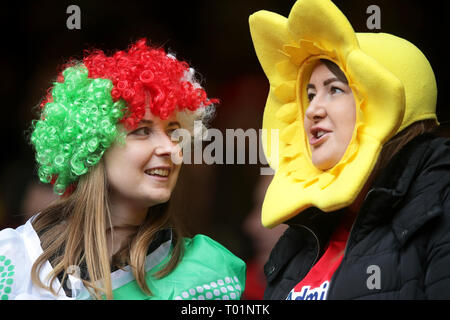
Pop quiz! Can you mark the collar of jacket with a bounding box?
[286,133,448,248]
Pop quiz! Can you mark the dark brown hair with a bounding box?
[320,59,348,84]
[372,119,438,178]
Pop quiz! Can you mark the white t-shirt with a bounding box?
[0,217,69,299]
[0,217,171,300]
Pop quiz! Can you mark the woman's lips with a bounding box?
[145,173,170,182]
[309,131,331,146]
[144,167,171,181]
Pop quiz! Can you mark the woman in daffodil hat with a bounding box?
[250,0,450,300]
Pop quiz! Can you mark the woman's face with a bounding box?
[304,62,356,170]
[104,108,182,209]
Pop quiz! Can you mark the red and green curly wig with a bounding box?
[30,38,217,195]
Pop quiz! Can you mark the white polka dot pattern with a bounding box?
[174,276,243,300]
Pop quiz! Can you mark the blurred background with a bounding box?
[0,0,448,299]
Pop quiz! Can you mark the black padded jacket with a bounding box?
[263,133,450,300]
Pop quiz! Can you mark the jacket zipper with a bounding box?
[283,189,376,300]
[283,224,321,300]
[342,188,374,256]
[327,188,375,298]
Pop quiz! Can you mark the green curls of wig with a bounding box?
[30,65,126,195]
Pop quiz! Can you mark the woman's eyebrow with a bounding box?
[323,77,340,86]
[168,121,181,127]
[137,120,180,127]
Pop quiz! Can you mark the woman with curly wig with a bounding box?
[0,38,245,300]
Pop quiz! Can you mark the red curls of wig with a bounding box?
[82,38,218,129]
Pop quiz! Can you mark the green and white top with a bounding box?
[0,217,246,300]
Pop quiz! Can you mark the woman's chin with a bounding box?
[146,192,172,207]
[127,191,170,209]
[311,142,348,171]
[312,155,338,171]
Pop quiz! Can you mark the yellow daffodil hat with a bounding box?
[249,0,438,227]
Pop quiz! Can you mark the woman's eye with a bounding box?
[132,127,151,136]
[330,86,344,94]
[307,92,316,101]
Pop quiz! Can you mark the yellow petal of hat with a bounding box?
[249,0,438,228]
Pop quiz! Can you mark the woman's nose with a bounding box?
[305,96,327,121]
[154,133,178,157]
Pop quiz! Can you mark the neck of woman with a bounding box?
[106,198,149,260]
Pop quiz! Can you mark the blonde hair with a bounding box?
[30,160,184,299]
